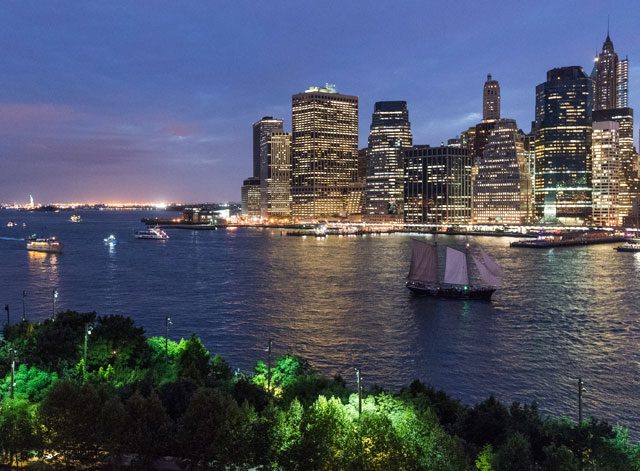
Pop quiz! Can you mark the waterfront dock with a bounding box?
[510,232,626,248]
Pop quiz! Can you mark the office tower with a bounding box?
[534,66,593,223]
[253,117,284,218]
[616,57,629,108]
[403,146,472,224]
[591,121,621,226]
[483,74,500,121]
[594,34,618,111]
[266,132,292,219]
[291,85,359,220]
[241,177,261,218]
[357,148,368,183]
[473,119,533,225]
[364,101,413,222]
[593,108,636,220]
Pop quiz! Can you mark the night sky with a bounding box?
[1,1,638,203]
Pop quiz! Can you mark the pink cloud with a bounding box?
[0,103,78,125]
[160,123,197,138]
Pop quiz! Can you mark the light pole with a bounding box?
[578,377,584,425]
[10,348,16,399]
[22,290,26,322]
[52,288,58,319]
[355,368,362,415]
[267,338,273,393]
[83,323,93,379]
[4,304,9,327]
[165,316,172,359]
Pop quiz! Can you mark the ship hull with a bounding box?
[26,245,62,254]
[406,281,495,300]
[616,246,640,252]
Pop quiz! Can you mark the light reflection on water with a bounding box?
[0,210,639,435]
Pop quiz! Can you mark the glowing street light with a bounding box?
[266,338,273,393]
[355,368,362,415]
[165,316,173,359]
[83,323,93,379]
[52,288,59,319]
[22,290,26,321]
[10,348,17,399]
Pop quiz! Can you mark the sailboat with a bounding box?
[406,239,502,300]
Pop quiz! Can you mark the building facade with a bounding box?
[404,146,472,225]
[591,121,621,226]
[534,66,593,223]
[473,119,533,225]
[266,132,292,220]
[364,101,413,222]
[483,74,500,121]
[253,116,284,218]
[241,177,261,218]
[291,85,359,220]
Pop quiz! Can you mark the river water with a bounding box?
[0,209,638,434]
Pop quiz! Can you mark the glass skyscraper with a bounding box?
[364,101,412,222]
[534,66,593,223]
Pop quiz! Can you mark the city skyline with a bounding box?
[1,1,640,203]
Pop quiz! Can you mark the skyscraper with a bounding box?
[473,119,533,225]
[591,121,621,226]
[291,85,359,220]
[483,74,500,121]
[253,117,284,219]
[404,146,472,224]
[616,57,629,108]
[266,132,292,220]
[594,34,618,111]
[364,101,413,222]
[241,177,261,218]
[534,66,593,223]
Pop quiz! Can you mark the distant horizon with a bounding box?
[1,1,638,202]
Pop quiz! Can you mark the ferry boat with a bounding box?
[70,214,81,223]
[6,221,17,228]
[134,226,169,240]
[26,236,63,253]
[406,239,501,301]
[104,234,117,245]
[616,238,640,252]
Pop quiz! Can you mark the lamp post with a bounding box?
[4,304,9,327]
[83,323,93,379]
[355,368,362,415]
[10,348,16,399]
[267,338,273,393]
[52,288,58,319]
[578,377,584,425]
[22,290,26,322]
[165,316,172,359]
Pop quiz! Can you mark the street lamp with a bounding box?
[355,368,362,415]
[165,316,172,359]
[52,289,58,319]
[22,290,26,322]
[4,304,9,327]
[266,338,273,393]
[83,323,93,379]
[10,348,17,399]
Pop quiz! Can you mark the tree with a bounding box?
[177,387,250,468]
[0,365,57,402]
[177,335,211,385]
[542,444,578,471]
[494,432,532,471]
[0,399,40,467]
[123,391,172,468]
[89,314,150,371]
[475,444,495,471]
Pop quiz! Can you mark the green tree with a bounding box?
[542,444,578,471]
[0,399,41,467]
[0,364,57,402]
[123,391,172,468]
[177,335,211,385]
[177,387,250,469]
[475,444,495,471]
[494,432,532,471]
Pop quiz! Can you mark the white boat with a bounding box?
[70,214,81,222]
[616,238,640,252]
[134,226,169,240]
[6,221,16,228]
[26,236,63,254]
[104,234,117,245]
[406,239,502,300]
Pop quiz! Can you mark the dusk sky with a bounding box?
[1,1,638,204]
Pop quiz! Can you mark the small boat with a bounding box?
[6,221,16,228]
[134,226,169,240]
[70,214,81,222]
[406,239,501,301]
[26,235,63,253]
[104,234,117,245]
[615,239,640,252]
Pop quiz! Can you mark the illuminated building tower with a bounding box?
[473,119,533,225]
[593,108,636,221]
[591,121,621,226]
[594,34,618,111]
[616,57,629,108]
[483,74,500,121]
[253,116,284,218]
[291,84,359,220]
[534,66,593,223]
[266,132,292,220]
[364,101,413,222]
[241,177,261,218]
[403,146,472,224]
